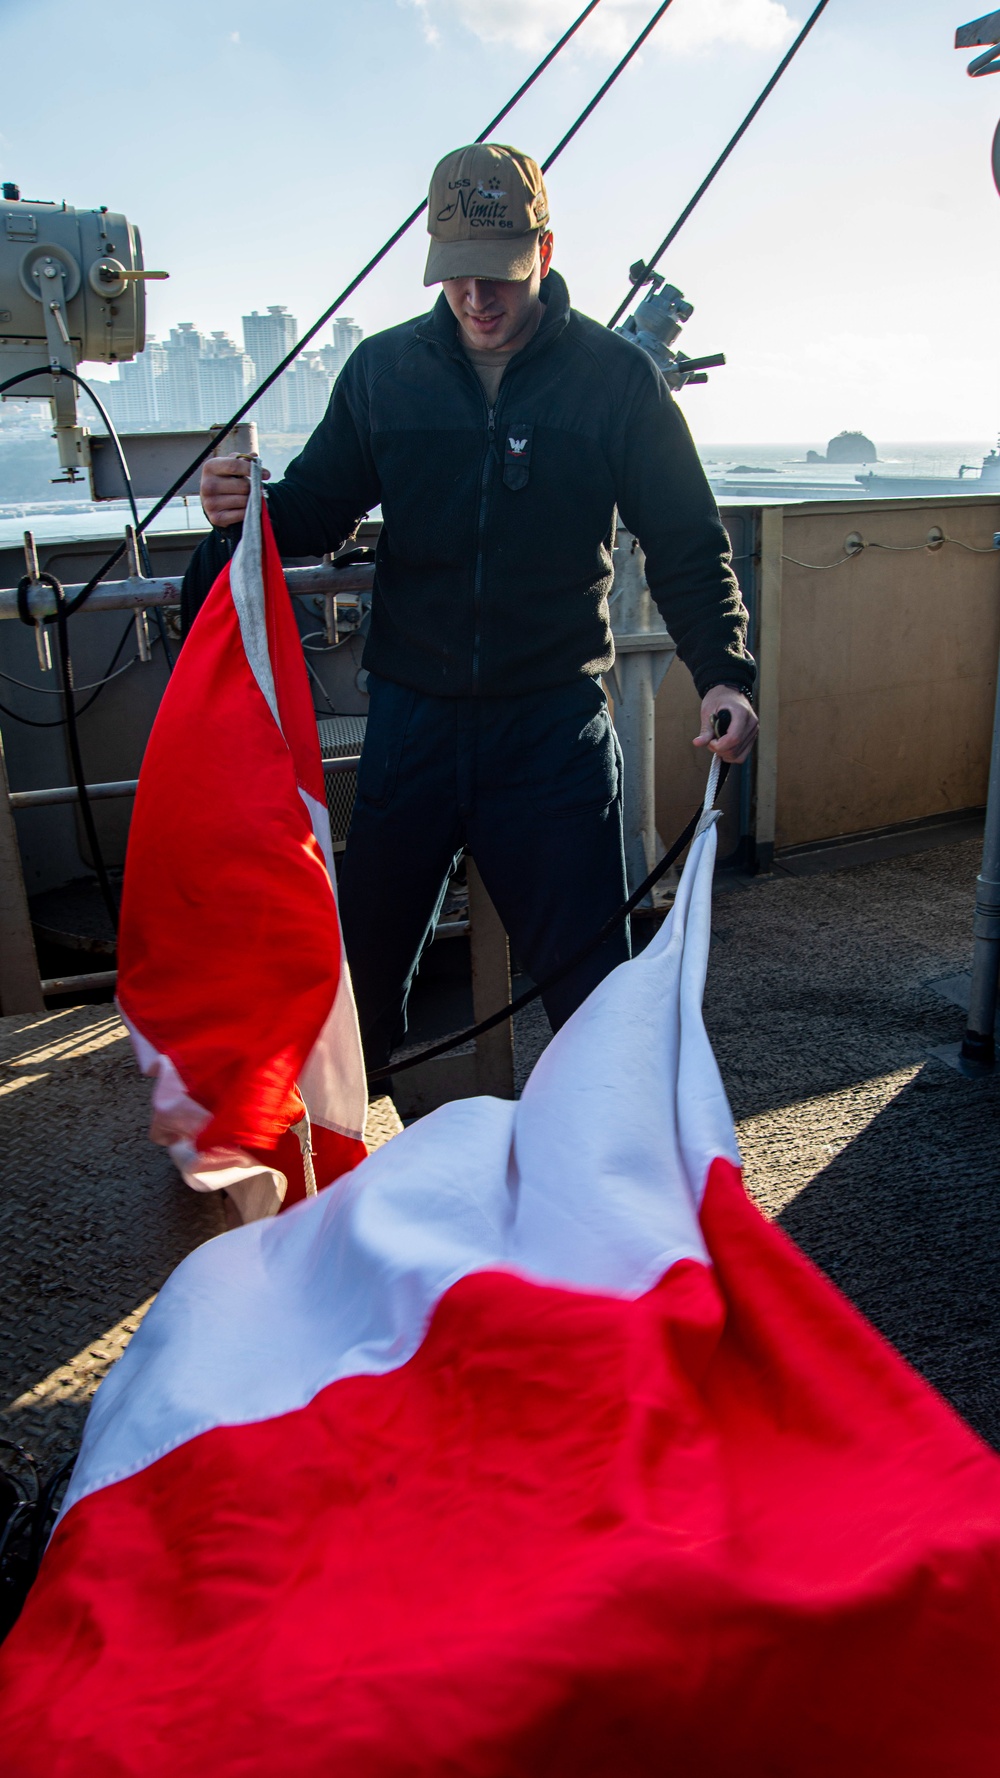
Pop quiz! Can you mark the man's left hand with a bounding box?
[694,685,758,765]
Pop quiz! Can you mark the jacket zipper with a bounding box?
[471,403,497,689]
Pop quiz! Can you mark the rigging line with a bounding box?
[368,764,729,1084]
[607,0,833,328]
[542,0,677,172]
[54,0,608,617]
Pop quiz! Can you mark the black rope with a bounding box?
[542,0,676,172]
[41,0,608,618]
[608,0,833,328]
[26,0,684,618]
[367,762,728,1084]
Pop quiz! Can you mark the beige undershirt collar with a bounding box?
[458,303,543,405]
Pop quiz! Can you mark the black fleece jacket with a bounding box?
[201,272,754,699]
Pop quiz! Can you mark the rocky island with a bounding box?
[807,430,878,464]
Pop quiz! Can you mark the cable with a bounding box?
[300,630,345,653]
[783,534,1000,571]
[0,649,138,696]
[44,581,119,931]
[9,566,120,926]
[0,364,144,532]
[0,361,170,668]
[0,367,169,918]
[541,0,677,172]
[303,653,339,715]
[0,697,72,729]
[0,615,140,727]
[367,763,728,1084]
[865,536,1000,556]
[781,554,853,570]
[20,0,684,617]
[43,0,609,617]
[53,594,119,931]
[0,654,137,693]
[151,606,175,670]
[607,0,833,328]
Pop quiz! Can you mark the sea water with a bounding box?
[699,440,994,486]
[0,442,995,546]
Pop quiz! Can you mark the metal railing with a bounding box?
[10,755,362,812]
[2,757,362,1002]
[0,537,379,1011]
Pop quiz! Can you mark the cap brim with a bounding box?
[423,233,540,287]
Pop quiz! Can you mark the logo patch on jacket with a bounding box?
[503,422,533,491]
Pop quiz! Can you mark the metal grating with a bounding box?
[316,715,367,850]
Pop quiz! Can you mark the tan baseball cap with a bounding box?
[424,144,550,286]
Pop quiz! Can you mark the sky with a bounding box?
[1,0,998,443]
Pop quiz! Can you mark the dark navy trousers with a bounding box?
[339,673,631,1070]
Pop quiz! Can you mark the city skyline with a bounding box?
[1,3,997,441]
[95,312,363,437]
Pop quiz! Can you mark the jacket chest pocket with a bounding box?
[502,422,533,491]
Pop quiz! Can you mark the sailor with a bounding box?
[199,143,758,1069]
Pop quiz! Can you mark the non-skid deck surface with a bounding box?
[0,1007,401,1470]
[3,832,999,1474]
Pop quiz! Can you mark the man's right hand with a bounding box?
[200,455,271,528]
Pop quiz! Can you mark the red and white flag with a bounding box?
[2,806,1000,1773]
[115,462,367,1220]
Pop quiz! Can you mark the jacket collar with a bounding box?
[415,268,572,364]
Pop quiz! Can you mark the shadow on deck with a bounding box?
[1,830,997,1471]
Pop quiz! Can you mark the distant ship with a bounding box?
[855,446,1000,499]
[705,436,1000,505]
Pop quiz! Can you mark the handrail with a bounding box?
[10,756,362,810]
[0,561,375,621]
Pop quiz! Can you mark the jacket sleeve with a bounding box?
[263,350,382,558]
[180,528,234,639]
[611,358,755,699]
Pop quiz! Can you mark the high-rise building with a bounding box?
[159,323,206,429]
[104,337,165,428]
[86,303,362,439]
[327,317,363,378]
[285,354,335,433]
[198,332,253,426]
[242,306,298,433]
